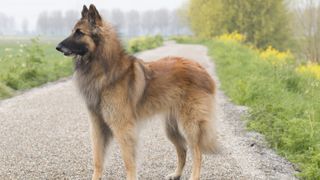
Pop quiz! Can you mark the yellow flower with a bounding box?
[259,46,293,66]
[217,32,246,43]
[296,63,320,79]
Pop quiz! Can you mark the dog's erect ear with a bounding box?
[81,5,89,18]
[88,4,102,26]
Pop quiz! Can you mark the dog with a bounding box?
[56,4,217,180]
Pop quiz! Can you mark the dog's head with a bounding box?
[56,4,103,57]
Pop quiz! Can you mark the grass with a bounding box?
[203,40,320,179]
[0,37,72,99]
[170,35,202,44]
[127,35,163,53]
[0,35,164,100]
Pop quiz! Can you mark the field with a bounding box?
[0,36,163,99]
[0,37,72,99]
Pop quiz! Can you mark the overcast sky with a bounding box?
[1,0,187,30]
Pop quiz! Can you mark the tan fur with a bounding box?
[67,5,217,180]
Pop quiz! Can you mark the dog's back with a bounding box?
[137,56,215,117]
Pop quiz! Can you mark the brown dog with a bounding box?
[56,4,217,180]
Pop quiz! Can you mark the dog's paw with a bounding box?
[166,173,181,180]
[91,173,102,180]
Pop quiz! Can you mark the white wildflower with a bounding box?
[4,48,12,52]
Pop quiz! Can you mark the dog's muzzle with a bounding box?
[56,44,73,56]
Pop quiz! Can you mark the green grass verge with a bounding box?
[127,35,163,53]
[0,35,164,100]
[204,40,319,179]
[169,36,201,44]
[0,37,73,99]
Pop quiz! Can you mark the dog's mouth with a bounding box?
[56,45,76,57]
[63,51,74,56]
[61,49,76,57]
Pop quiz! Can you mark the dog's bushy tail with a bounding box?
[199,98,218,154]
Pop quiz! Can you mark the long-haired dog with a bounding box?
[56,4,217,180]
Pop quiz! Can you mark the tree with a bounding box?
[226,0,292,50]
[110,9,125,32]
[64,10,79,33]
[50,11,64,36]
[36,11,49,35]
[126,10,140,37]
[155,9,169,35]
[21,19,29,34]
[175,2,192,35]
[141,10,157,34]
[188,0,225,38]
[188,0,292,49]
[292,0,320,63]
[0,13,15,35]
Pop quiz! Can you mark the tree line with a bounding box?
[0,8,190,38]
[187,0,320,63]
[0,13,15,35]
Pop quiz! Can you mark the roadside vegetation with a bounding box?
[0,38,72,99]
[174,33,320,179]
[127,35,163,53]
[0,35,163,100]
[174,0,320,178]
[188,0,291,50]
[210,34,319,179]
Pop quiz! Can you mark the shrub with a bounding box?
[259,46,294,66]
[296,63,320,80]
[2,38,48,90]
[216,32,246,43]
[127,35,163,53]
[0,37,73,99]
[170,36,200,44]
[0,82,13,98]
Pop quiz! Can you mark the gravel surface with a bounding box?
[0,42,297,179]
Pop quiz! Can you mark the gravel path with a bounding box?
[0,42,297,180]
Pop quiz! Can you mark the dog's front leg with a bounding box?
[112,123,137,180]
[89,111,113,180]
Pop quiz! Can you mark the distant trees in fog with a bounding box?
[36,10,79,36]
[0,13,15,35]
[33,8,190,37]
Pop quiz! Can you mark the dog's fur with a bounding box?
[56,4,217,180]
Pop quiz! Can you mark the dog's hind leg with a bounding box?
[89,111,113,180]
[165,112,187,180]
[189,142,202,180]
[181,120,203,180]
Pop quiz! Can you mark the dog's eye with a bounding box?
[75,29,84,36]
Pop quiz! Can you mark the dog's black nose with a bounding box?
[56,44,63,52]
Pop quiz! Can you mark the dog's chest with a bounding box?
[74,72,105,112]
